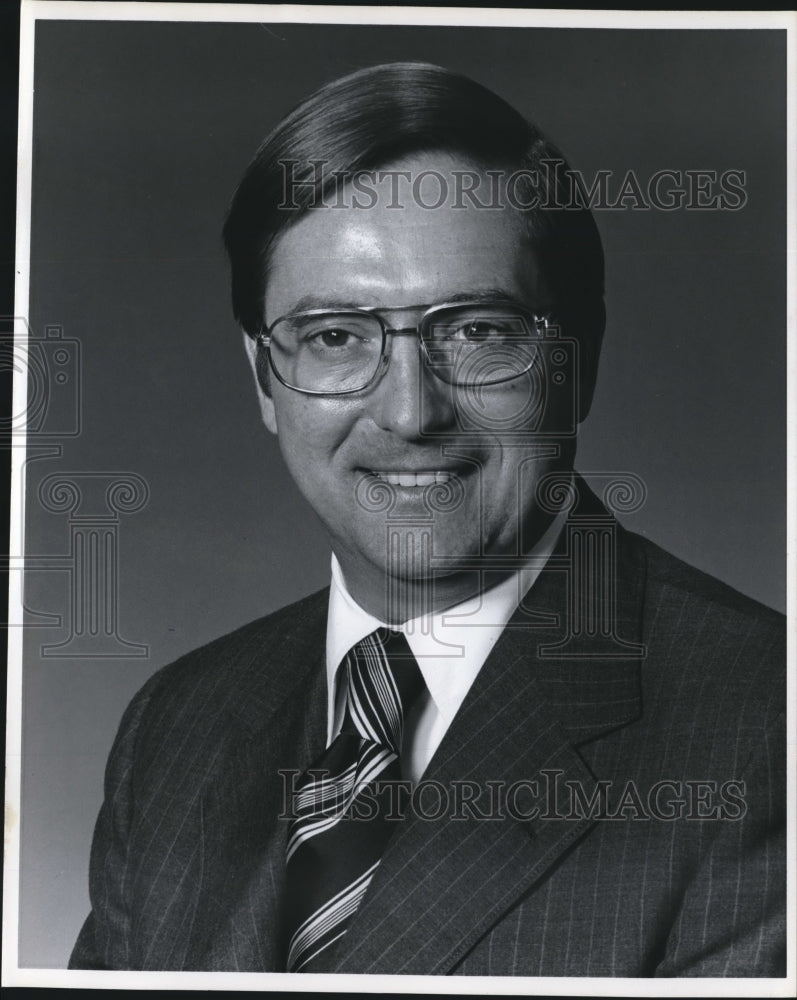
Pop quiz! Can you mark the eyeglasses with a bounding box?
[256,299,551,395]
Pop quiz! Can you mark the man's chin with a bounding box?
[336,529,476,577]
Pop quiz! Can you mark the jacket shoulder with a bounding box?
[622,528,784,726]
[117,587,329,769]
[629,528,784,628]
[144,586,329,697]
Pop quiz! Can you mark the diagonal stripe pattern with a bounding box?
[283,628,423,973]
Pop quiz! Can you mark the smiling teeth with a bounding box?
[373,471,453,487]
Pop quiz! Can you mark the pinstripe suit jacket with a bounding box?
[70,491,786,976]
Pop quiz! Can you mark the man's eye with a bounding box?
[450,320,504,341]
[308,328,356,348]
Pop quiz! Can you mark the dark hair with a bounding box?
[222,62,605,372]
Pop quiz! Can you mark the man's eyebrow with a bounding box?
[281,288,525,314]
[286,294,362,313]
[444,288,522,305]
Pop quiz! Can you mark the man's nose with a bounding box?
[368,333,455,439]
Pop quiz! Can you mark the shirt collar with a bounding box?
[326,502,568,739]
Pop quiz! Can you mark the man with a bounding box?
[70,63,785,976]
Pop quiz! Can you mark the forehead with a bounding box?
[264,153,546,322]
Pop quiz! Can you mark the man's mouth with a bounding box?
[370,470,455,487]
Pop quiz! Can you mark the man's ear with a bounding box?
[577,300,606,424]
[242,331,278,435]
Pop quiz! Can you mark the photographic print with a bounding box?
[3,3,793,993]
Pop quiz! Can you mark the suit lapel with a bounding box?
[333,489,647,975]
[187,593,329,971]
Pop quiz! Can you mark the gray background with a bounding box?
[18,20,786,966]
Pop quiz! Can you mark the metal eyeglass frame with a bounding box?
[255,298,552,396]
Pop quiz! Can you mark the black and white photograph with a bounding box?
[3,2,794,991]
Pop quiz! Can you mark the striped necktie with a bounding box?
[283,628,423,973]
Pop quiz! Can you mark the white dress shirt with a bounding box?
[325,508,567,781]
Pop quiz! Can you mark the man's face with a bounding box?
[249,153,578,615]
